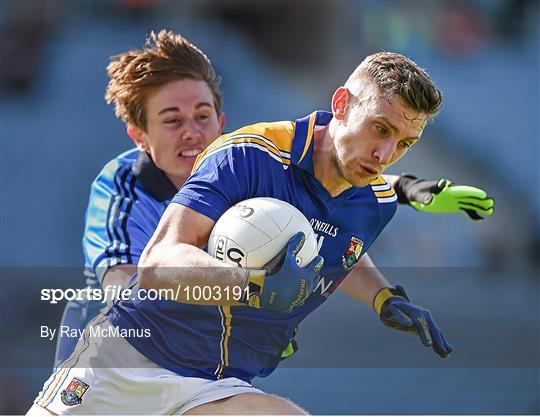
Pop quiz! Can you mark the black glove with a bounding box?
[373,285,454,358]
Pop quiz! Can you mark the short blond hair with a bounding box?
[346,52,442,120]
[105,30,222,130]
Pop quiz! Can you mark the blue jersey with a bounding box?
[83,149,178,283]
[108,111,397,382]
[55,149,177,366]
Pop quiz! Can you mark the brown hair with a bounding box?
[346,52,442,120]
[105,30,223,130]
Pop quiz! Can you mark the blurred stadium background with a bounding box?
[1,0,538,414]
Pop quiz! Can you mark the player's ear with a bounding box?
[127,125,148,152]
[332,87,351,121]
[218,112,226,134]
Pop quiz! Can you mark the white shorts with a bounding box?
[34,314,263,415]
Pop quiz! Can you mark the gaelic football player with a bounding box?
[30,50,495,415]
[53,30,493,371]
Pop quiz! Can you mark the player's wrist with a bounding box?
[240,269,266,308]
[394,173,421,205]
[373,286,409,315]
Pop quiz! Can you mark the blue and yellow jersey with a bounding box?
[108,111,397,382]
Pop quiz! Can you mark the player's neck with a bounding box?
[312,127,352,197]
[165,173,189,190]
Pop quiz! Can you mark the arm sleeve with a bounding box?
[82,161,156,284]
[172,145,263,221]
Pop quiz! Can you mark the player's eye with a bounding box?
[398,141,412,150]
[196,114,210,122]
[375,124,388,136]
[164,119,181,125]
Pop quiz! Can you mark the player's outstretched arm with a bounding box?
[393,174,494,221]
[337,253,391,307]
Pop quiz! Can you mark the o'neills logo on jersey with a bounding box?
[310,218,339,237]
[342,237,364,271]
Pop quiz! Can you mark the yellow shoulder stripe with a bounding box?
[192,121,294,173]
[370,176,396,200]
[373,189,395,198]
[298,112,317,164]
[220,137,290,162]
[244,121,294,153]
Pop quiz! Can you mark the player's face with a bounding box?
[331,86,426,188]
[130,79,224,188]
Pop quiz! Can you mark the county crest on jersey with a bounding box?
[60,378,89,406]
[342,236,364,271]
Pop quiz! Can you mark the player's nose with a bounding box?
[373,140,396,165]
[180,118,202,142]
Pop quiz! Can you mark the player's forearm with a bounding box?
[138,242,252,305]
[337,253,391,308]
[102,264,136,288]
[101,264,137,305]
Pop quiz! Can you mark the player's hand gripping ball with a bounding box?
[373,286,453,358]
[253,231,324,313]
[208,198,323,313]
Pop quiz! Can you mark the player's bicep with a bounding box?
[140,203,216,267]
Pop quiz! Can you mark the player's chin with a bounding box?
[350,176,374,188]
[174,158,198,172]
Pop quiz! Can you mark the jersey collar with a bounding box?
[132,152,178,202]
[291,110,333,174]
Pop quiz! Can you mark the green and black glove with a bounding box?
[395,174,494,221]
